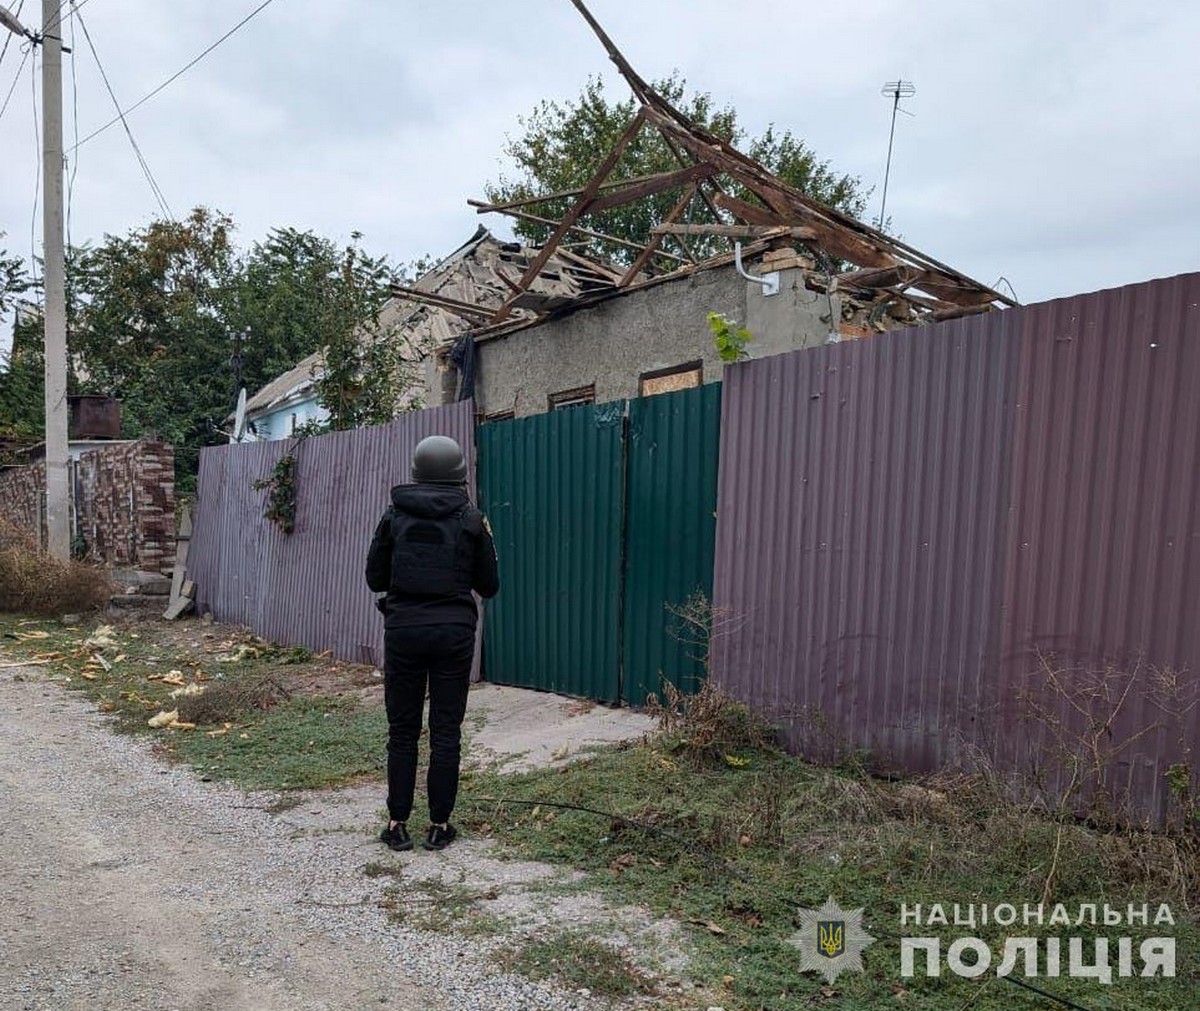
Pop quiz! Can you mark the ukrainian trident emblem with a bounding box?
[818,919,846,958]
[789,897,874,984]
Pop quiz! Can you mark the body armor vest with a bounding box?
[388,506,479,596]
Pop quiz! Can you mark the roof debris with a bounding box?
[451,0,1014,344]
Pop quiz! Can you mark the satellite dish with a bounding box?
[233,388,248,443]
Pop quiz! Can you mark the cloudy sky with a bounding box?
[1,0,1197,337]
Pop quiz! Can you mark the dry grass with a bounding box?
[0,519,113,616]
[175,670,291,725]
[644,678,779,766]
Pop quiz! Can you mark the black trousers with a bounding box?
[383,623,474,825]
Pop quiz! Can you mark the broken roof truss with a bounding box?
[459,0,1015,338]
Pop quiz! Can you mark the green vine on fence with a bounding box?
[253,453,298,534]
[707,311,753,363]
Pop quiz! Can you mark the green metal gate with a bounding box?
[477,384,721,704]
[477,401,626,701]
[622,383,722,705]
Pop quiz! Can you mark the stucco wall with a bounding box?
[246,397,329,442]
[461,263,839,417]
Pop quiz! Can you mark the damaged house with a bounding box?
[237,227,606,439]
[422,3,1013,418]
[247,0,1013,433]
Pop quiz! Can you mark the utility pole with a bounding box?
[41,0,69,559]
[0,2,70,558]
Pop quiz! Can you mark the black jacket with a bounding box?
[365,483,499,628]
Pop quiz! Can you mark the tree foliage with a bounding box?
[68,208,240,490]
[485,74,869,264]
[0,210,405,490]
[0,238,39,458]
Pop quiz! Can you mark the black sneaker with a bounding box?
[380,822,413,852]
[423,823,457,851]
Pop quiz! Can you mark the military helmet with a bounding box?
[411,435,467,484]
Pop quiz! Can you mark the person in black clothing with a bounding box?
[365,435,499,851]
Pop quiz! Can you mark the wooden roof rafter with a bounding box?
[469,0,1016,328]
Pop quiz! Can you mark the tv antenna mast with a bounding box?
[877,78,916,232]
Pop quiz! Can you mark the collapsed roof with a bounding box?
[239,228,599,418]
[434,0,1015,344]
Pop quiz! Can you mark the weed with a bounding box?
[169,695,385,791]
[458,698,1200,1011]
[384,878,503,937]
[175,671,290,725]
[502,930,656,997]
[645,678,778,768]
[363,861,403,880]
[1018,651,1200,829]
[0,519,113,615]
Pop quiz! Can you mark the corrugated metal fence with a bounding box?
[190,402,477,670]
[712,273,1200,823]
[477,383,722,705]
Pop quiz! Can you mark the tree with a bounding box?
[68,208,239,491]
[0,239,40,459]
[485,74,869,264]
[304,235,413,431]
[3,214,409,488]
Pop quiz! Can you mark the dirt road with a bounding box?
[0,670,443,1011]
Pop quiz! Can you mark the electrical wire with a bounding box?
[69,0,282,152]
[479,796,1103,1011]
[0,41,29,122]
[992,275,1020,305]
[28,45,40,298]
[73,4,172,220]
[0,0,25,74]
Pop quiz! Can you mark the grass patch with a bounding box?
[0,613,387,792]
[458,686,1200,1011]
[502,930,656,997]
[169,695,384,790]
[382,878,504,937]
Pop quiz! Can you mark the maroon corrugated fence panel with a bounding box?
[711,310,1018,773]
[713,273,1200,824]
[190,402,479,674]
[995,274,1200,820]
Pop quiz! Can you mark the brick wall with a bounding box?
[0,440,175,570]
[0,460,44,538]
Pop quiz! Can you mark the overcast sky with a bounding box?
[1,0,1198,348]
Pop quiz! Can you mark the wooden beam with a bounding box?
[472,203,685,263]
[653,223,818,240]
[389,284,494,320]
[586,163,716,214]
[617,183,697,287]
[710,191,787,227]
[489,110,647,324]
[471,166,708,215]
[836,265,925,289]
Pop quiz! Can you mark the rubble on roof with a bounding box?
[456,0,1014,345]
[239,228,607,418]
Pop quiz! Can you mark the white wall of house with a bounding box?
[243,396,329,442]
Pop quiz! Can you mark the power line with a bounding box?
[0,41,29,122]
[70,0,282,152]
[66,1,79,248]
[73,4,172,220]
[0,0,25,74]
[29,45,40,294]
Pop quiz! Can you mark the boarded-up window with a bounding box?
[549,384,596,411]
[640,362,702,398]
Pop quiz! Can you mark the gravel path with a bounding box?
[0,670,622,1011]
